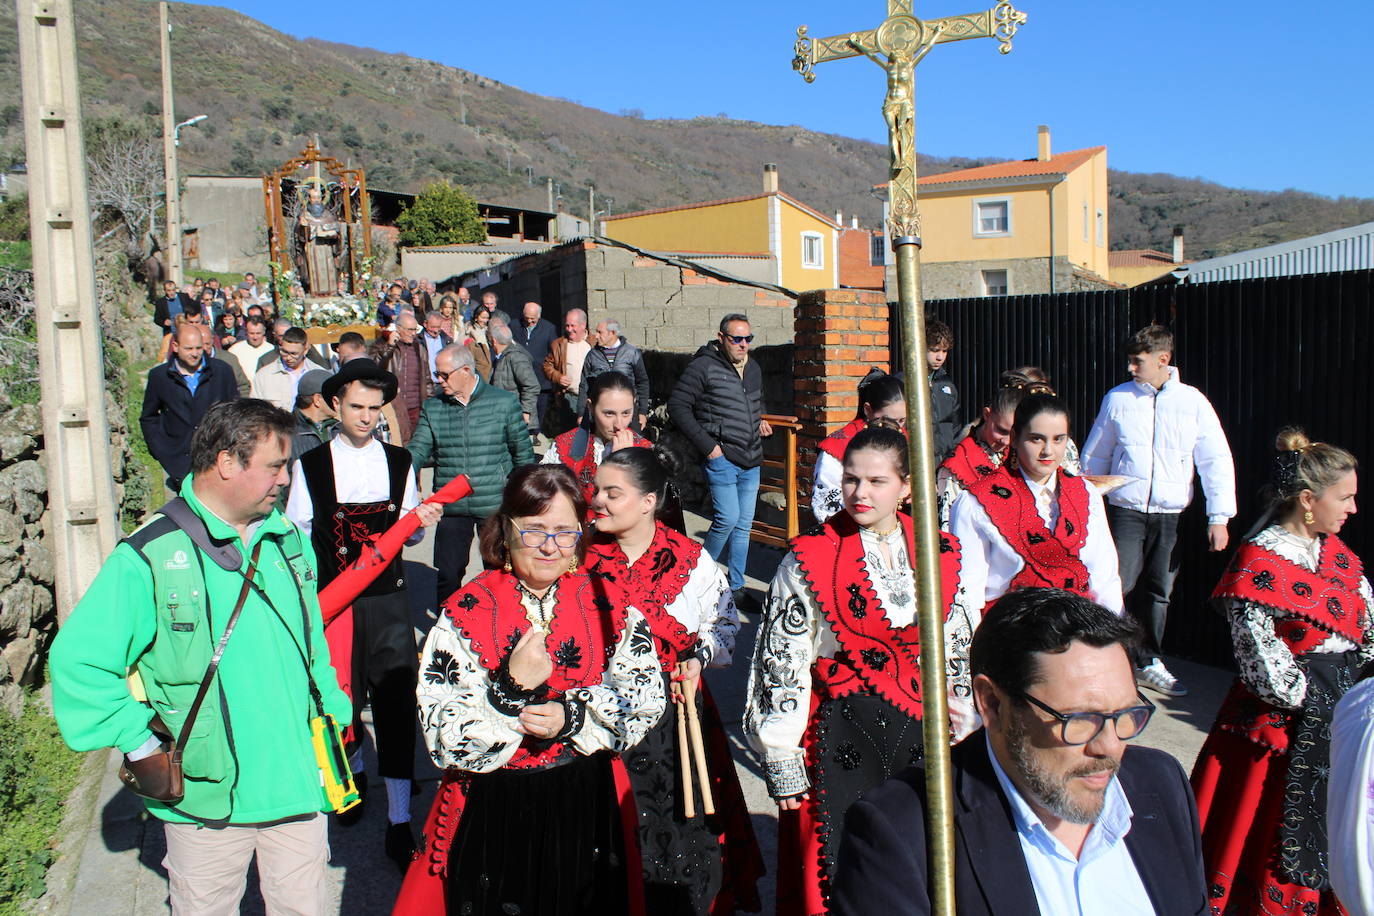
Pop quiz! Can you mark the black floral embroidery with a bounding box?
[648,546,675,581]
[975,465,995,477]
[991,485,1012,499]
[1293,581,1313,598]
[1335,553,1350,570]
[422,648,463,686]
[846,583,868,620]
[503,628,523,653]
[1027,532,1046,545]
[860,648,890,671]
[834,742,862,770]
[457,592,478,610]
[1327,596,1344,617]
[1063,519,1075,536]
[1252,569,1276,590]
[554,638,583,669]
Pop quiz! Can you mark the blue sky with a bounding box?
[197,0,1368,199]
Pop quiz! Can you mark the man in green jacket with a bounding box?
[409,343,535,606]
[51,399,351,915]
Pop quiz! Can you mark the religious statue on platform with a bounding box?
[296,176,343,296]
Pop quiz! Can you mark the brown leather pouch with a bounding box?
[117,715,184,802]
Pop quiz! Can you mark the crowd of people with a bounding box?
[45,280,1374,916]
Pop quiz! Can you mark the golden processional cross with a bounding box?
[792,4,1025,915]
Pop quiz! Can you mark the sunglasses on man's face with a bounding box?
[723,334,754,345]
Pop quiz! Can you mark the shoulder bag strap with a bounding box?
[170,540,262,766]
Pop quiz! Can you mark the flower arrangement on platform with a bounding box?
[277,294,374,329]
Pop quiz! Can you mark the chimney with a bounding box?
[835,210,843,225]
[851,216,859,229]
[1037,124,1051,162]
[1172,225,1185,263]
[763,163,779,193]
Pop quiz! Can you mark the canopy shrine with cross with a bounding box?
[262,139,373,302]
[790,3,1026,915]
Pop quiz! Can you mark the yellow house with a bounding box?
[878,126,1115,298]
[601,165,841,292]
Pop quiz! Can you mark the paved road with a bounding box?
[52,506,1233,915]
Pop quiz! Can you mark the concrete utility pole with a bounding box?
[159,1,182,286]
[15,0,120,620]
[587,185,595,236]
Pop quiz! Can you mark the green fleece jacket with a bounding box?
[408,377,536,519]
[50,482,351,826]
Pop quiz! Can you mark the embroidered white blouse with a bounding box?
[743,524,972,796]
[1224,525,1373,710]
[617,542,739,668]
[417,581,666,773]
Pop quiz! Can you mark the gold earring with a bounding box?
[502,551,512,573]
[1304,510,1315,526]
[567,557,579,574]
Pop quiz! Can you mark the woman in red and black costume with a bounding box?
[586,447,764,915]
[1191,427,1373,916]
[745,426,963,916]
[542,371,650,506]
[948,392,1121,739]
[936,366,1061,529]
[810,370,906,524]
[394,464,665,916]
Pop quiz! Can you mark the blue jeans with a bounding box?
[702,455,760,592]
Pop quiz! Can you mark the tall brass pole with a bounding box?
[791,5,1026,914]
[159,2,182,287]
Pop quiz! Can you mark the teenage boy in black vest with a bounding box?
[284,358,442,869]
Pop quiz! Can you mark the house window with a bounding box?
[973,199,1011,237]
[1096,210,1105,247]
[1082,203,1090,242]
[870,233,886,265]
[982,269,1009,297]
[801,231,824,269]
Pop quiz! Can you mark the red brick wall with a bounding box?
[838,227,885,291]
[793,288,891,486]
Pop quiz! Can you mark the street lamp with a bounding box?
[173,114,207,146]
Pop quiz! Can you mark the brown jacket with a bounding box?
[468,338,493,382]
[369,335,433,441]
[543,336,576,394]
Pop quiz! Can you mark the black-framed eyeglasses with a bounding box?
[435,367,469,383]
[512,526,582,550]
[1018,691,1156,746]
[723,333,754,344]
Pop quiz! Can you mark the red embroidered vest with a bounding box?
[941,433,1006,490]
[967,467,1093,596]
[818,417,867,463]
[790,512,962,719]
[586,523,700,669]
[552,426,650,509]
[442,569,626,769]
[1210,533,1368,751]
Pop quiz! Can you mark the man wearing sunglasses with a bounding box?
[832,587,1208,916]
[668,313,771,608]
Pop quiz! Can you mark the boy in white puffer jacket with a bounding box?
[1081,324,1236,697]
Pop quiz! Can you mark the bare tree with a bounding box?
[0,269,37,399]
[84,117,163,262]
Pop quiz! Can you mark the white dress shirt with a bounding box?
[949,468,1123,619]
[285,436,424,545]
[1331,677,1374,916]
[986,736,1155,916]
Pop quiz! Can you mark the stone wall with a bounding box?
[886,255,1118,300]
[0,260,159,714]
[456,239,797,353]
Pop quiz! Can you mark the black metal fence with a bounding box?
[924,269,1374,668]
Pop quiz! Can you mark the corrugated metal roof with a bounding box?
[1179,221,1374,283]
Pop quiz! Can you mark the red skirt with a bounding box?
[1191,725,1347,916]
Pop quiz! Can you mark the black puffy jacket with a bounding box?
[668,341,764,469]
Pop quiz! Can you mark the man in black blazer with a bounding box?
[151,280,195,333]
[832,588,1208,916]
[513,301,558,429]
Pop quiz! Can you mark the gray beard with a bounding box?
[1003,709,1118,825]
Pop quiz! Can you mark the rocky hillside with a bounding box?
[0,0,1369,260]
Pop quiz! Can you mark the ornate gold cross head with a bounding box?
[792,0,1027,83]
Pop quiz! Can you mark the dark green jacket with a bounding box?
[408,377,536,518]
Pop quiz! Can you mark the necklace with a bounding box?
[866,519,901,538]
[516,580,558,631]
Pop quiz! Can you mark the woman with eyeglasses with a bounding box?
[745,426,963,916]
[585,447,764,915]
[810,370,907,524]
[397,464,666,916]
[948,393,1122,739]
[1190,428,1371,916]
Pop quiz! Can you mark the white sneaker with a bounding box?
[1136,660,1187,697]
